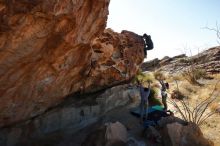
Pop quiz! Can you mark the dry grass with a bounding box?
[201,74,220,144]
[168,81,219,126]
[210,102,220,112]
[166,72,220,126]
[164,67,220,145]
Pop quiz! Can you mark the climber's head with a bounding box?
[143,33,148,37]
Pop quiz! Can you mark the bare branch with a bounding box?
[202,22,220,45]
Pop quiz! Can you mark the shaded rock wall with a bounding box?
[0,0,144,128]
[0,84,136,146]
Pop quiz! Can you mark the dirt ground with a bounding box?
[201,113,220,146]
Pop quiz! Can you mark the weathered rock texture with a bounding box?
[0,0,144,128]
[141,46,220,74]
[87,29,144,92]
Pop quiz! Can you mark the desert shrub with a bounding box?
[169,74,182,90]
[172,74,182,81]
[179,58,189,63]
[171,90,186,100]
[151,82,160,88]
[194,69,207,80]
[153,71,166,81]
[133,70,154,84]
[182,68,206,85]
[148,87,162,106]
[142,73,154,83]
[132,69,144,84]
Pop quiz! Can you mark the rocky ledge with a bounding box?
[141,46,220,74]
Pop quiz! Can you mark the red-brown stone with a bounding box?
[0,1,145,128]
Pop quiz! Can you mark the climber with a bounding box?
[159,80,169,110]
[142,33,154,57]
[138,80,151,122]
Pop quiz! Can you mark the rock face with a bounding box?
[0,1,145,128]
[141,46,220,74]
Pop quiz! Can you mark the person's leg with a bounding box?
[162,94,168,110]
[144,99,149,120]
[140,101,144,121]
[144,47,147,57]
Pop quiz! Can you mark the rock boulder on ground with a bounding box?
[82,121,127,146]
[162,122,214,146]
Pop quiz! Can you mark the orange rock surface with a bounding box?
[0,0,144,128]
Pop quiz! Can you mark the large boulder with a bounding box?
[162,122,214,146]
[0,0,144,128]
[82,121,127,146]
[85,29,144,93]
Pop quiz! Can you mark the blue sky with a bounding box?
[107,0,220,60]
